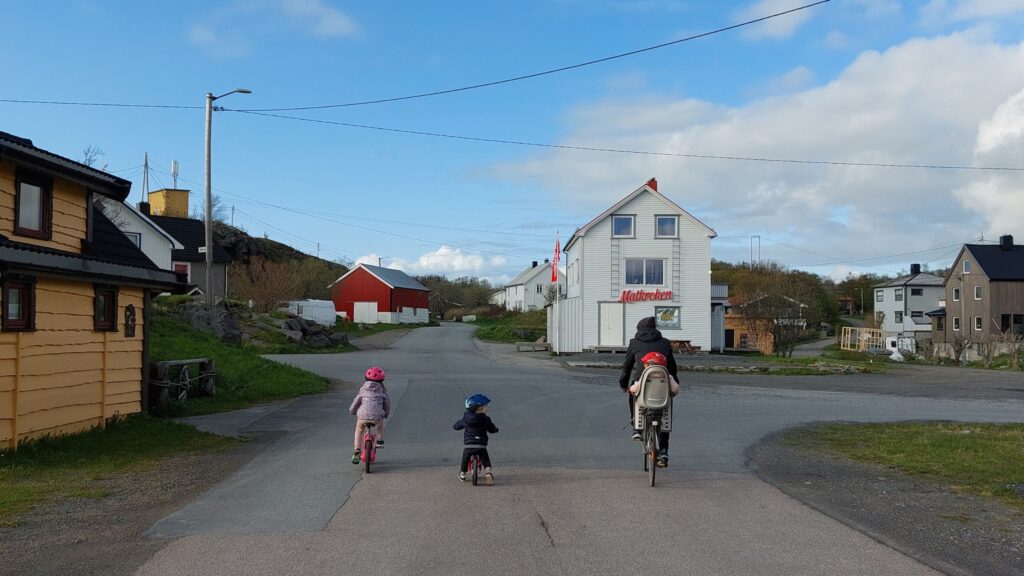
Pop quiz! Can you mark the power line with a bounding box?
[0,98,199,109]
[235,1,832,112]
[232,109,1024,172]
[788,242,967,268]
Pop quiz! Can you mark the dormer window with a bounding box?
[655,215,678,238]
[14,169,53,240]
[611,215,634,238]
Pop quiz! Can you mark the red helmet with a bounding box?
[641,351,667,366]
[364,366,386,381]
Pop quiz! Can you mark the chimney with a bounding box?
[1000,235,1014,250]
[910,263,921,275]
[138,201,151,215]
[646,178,658,191]
[544,258,549,264]
[147,188,191,218]
[532,261,538,268]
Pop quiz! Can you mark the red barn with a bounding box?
[329,264,430,324]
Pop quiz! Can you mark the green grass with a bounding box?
[0,414,235,526]
[468,311,547,343]
[786,422,1024,507]
[151,315,329,416]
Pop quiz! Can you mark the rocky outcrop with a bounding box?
[176,302,242,344]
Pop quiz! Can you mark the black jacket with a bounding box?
[453,410,499,446]
[618,328,678,389]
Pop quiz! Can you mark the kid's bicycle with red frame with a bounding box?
[360,422,378,473]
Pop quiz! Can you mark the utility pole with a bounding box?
[317,242,320,258]
[231,206,235,227]
[142,153,149,204]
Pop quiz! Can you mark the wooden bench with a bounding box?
[515,339,551,352]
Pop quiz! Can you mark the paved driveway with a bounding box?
[138,324,1024,576]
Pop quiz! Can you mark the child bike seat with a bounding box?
[635,365,671,409]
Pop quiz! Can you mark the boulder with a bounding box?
[329,332,350,346]
[305,322,327,335]
[178,302,242,344]
[306,333,332,349]
[280,329,303,343]
[284,318,303,332]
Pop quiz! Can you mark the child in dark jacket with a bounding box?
[453,393,498,485]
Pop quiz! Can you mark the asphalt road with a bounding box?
[137,324,1024,576]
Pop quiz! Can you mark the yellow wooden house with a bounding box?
[0,131,180,450]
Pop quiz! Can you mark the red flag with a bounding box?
[552,235,560,282]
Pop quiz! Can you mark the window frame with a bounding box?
[654,215,678,239]
[953,288,960,302]
[2,276,36,332]
[894,288,903,302]
[93,284,119,332]
[974,316,983,331]
[624,258,665,286]
[611,215,635,239]
[875,290,883,303]
[14,168,53,240]
[894,311,903,323]
[963,260,971,274]
[910,288,923,297]
[974,286,982,300]
[953,316,961,331]
[123,231,142,248]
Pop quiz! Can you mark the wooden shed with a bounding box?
[328,264,429,324]
[0,131,181,450]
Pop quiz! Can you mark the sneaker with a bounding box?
[458,471,467,482]
[484,472,494,486]
[376,439,384,447]
[656,451,669,468]
[351,450,361,464]
[631,430,642,441]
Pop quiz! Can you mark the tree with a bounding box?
[81,145,108,170]
[228,256,301,312]
[733,267,825,357]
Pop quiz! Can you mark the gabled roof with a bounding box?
[873,272,945,288]
[965,243,1024,281]
[97,197,183,250]
[148,215,233,263]
[328,263,428,291]
[83,205,159,269]
[0,131,132,200]
[564,181,716,251]
[506,262,561,287]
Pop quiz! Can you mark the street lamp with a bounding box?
[204,88,252,305]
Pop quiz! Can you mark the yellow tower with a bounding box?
[147,189,191,218]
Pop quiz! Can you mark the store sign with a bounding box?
[618,289,673,303]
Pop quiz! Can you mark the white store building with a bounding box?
[548,179,723,353]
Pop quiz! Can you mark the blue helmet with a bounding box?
[465,393,491,410]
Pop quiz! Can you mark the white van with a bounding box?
[284,299,338,326]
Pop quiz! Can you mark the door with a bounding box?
[354,302,378,323]
[725,329,735,348]
[599,302,624,346]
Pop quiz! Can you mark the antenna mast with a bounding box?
[172,160,179,189]
[142,153,149,202]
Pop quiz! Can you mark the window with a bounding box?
[894,288,903,302]
[911,311,923,318]
[953,288,960,301]
[953,316,961,331]
[911,288,923,296]
[937,317,945,331]
[2,278,35,332]
[611,215,634,238]
[875,290,883,302]
[974,286,982,300]
[655,216,678,238]
[625,258,664,285]
[536,284,543,294]
[894,311,903,323]
[963,260,971,274]
[124,232,142,248]
[974,316,983,331]
[94,285,118,332]
[14,169,53,239]
[173,263,189,281]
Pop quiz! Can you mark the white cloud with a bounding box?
[187,24,249,57]
[279,0,358,37]
[736,0,816,40]
[754,66,815,96]
[920,0,1024,25]
[357,247,508,276]
[495,33,1024,275]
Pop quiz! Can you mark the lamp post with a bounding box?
[204,88,252,305]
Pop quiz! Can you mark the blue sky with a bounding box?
[4,0,1024,284]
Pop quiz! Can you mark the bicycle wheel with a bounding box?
[642,425,649,472]
[364,436,373,473]
[647,423,658,487]
[471,457,479,486]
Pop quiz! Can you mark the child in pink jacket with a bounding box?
[349,366,391,464]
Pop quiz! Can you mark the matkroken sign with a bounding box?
[619,289,673,303]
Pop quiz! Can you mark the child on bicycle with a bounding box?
[453,393,498,485]
[349,366,390,464]
[629,351,679,468]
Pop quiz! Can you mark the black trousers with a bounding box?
[461,447,491,472]
[628,394,670,450]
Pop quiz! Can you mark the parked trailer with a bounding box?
[284,299,338,326]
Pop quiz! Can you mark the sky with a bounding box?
[3,0,1024,286]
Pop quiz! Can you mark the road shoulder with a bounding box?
[751,429,1024,576]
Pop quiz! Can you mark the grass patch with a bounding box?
[151,315,329,416]
[0,414,234,526]
[468,311,547,343]
[786,422,1024,507]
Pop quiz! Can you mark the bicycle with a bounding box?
[468,452,484,485]
[638,407,664,487]
[359,422,378,473]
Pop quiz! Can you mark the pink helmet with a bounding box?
[364,366,386,381]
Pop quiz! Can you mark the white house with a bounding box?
[873,263,945,341]
[488,290,506,307]
[504,259,565,311]
[96,196,183,270]
[548,179,718,353]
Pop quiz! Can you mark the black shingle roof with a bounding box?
[83,205,159,269]
[967,244,1024,281]
[148,215,233,263]
[0,131,132,200]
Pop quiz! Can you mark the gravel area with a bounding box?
[752,429,1024,576]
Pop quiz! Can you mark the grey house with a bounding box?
[146,213,233,301]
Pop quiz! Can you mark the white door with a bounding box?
[599,302,624,346]
[354,302,378,323]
